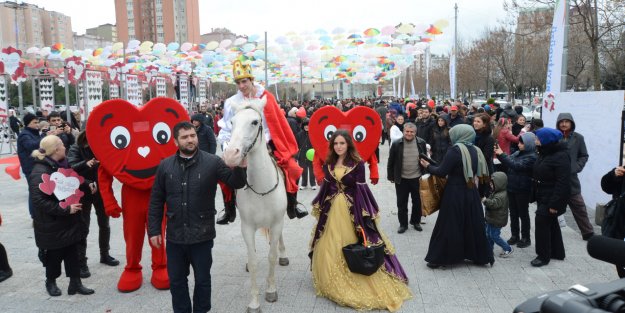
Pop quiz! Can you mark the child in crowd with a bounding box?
[483,172,514,258]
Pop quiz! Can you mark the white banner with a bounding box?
[0,76,7,118]
[542,91,625,209]
[198,79,207,104]
[178,75,189,109]
[85,71,103,118]
[125,74,141,106]
[425,46,430,99]
[109,84,119,99]
[155,77,166,97]
[449,52,456,99]
[39,78,55,113]
[545,0,568,93]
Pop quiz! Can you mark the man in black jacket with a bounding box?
[191,113,216,154]
[556,112,595,240]
[387,123,428,233]
[148,122,246,313]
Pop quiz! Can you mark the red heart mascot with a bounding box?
[86,97,189,292]
[309,106,382,183]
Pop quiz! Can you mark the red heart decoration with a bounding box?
[38,173,56,195]
[86,97,190,190]
[309,106,382,161]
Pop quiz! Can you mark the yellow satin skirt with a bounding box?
[311,190,412,312]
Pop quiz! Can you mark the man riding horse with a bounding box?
[216,60,307,223]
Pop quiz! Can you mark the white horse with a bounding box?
[222,96,289,313]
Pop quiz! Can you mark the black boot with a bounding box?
[45,279,62,297]
[68,277,94,295]
[0,269,12,283]
[286,192,308,219]
[79,264,91,278]
[216,200,236,225]
[100,254,120,266]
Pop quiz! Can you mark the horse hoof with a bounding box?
[246,306,261,313]
[265,291,278,302]
[245,263,249,273]
[278,257,289,266]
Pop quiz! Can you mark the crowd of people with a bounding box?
[0,72,607,312]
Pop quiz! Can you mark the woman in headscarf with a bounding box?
[530,128,570,267]
[429,116,451,164]
[419,124,494,268]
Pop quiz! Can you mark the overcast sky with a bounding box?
[14,0,510,54]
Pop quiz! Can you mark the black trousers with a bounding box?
[78,193,111,265]
[167,240,214,313]
[535,214,565,262]
[509,192,531,240]
[44,243,80,279]
[395,177,421,227]
[0,242,10,271]
[300,160,316,187]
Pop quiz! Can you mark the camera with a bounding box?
[515,236,625,313]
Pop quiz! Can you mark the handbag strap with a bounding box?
[359,227,368,246]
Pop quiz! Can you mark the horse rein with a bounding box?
[238,107,280,196]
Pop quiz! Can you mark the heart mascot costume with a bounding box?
[308,106,382,184]
[86,97,189,292]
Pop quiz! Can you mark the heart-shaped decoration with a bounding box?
[309,106,382,162]
[50,171,80,200]
[0,52,21,75]
[86,97,189,190]
[38,173,56,195]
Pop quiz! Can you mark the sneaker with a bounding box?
[311,186,317,190]
[299,186,305,190]
[499,248,514,258]
[558,216,567,228]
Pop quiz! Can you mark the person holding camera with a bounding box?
[601,165,625,277]
[17,113,43,219]
[531,128,570,267]
[30,135,94,296]
[47,111,74,152]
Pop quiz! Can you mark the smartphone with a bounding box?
[49,125,57,131]
[419,153,437,165]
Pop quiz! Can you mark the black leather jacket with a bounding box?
[387,137,427,184]
[148,150,246,244]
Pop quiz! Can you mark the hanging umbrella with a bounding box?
[363,28,380,37]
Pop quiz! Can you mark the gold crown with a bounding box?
[232,60,254,81]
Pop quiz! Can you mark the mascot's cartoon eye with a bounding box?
[252,120,259,126]
[152,122,171,145]
[352,125,367,142]
[110,126,131,149]
[324,125,337,141]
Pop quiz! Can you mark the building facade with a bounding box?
[0,1,73,50]
[86,23,118,42]
[200,28,242,43]
[73,33,113,50]
[115,0,200,44]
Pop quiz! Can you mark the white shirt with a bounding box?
[217,83,271,147]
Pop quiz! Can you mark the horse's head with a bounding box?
[223,96,267,167]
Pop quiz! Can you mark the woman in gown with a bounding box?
[419,124,495,268]
[309,130,412,312]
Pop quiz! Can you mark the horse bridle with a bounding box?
[238,107,280,196]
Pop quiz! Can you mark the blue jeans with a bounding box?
[166,240,214,313]
[486,223,511,252]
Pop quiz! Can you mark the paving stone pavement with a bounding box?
[0,143,615,313]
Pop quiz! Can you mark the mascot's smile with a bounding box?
[123,165,159,179]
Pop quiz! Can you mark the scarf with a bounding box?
[449,124,490,187]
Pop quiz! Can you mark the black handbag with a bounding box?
[342,227,386,276]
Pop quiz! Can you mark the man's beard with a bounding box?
[180,145,197,155]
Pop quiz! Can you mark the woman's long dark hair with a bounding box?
[474,113,492,134]
[325,129,361,166]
